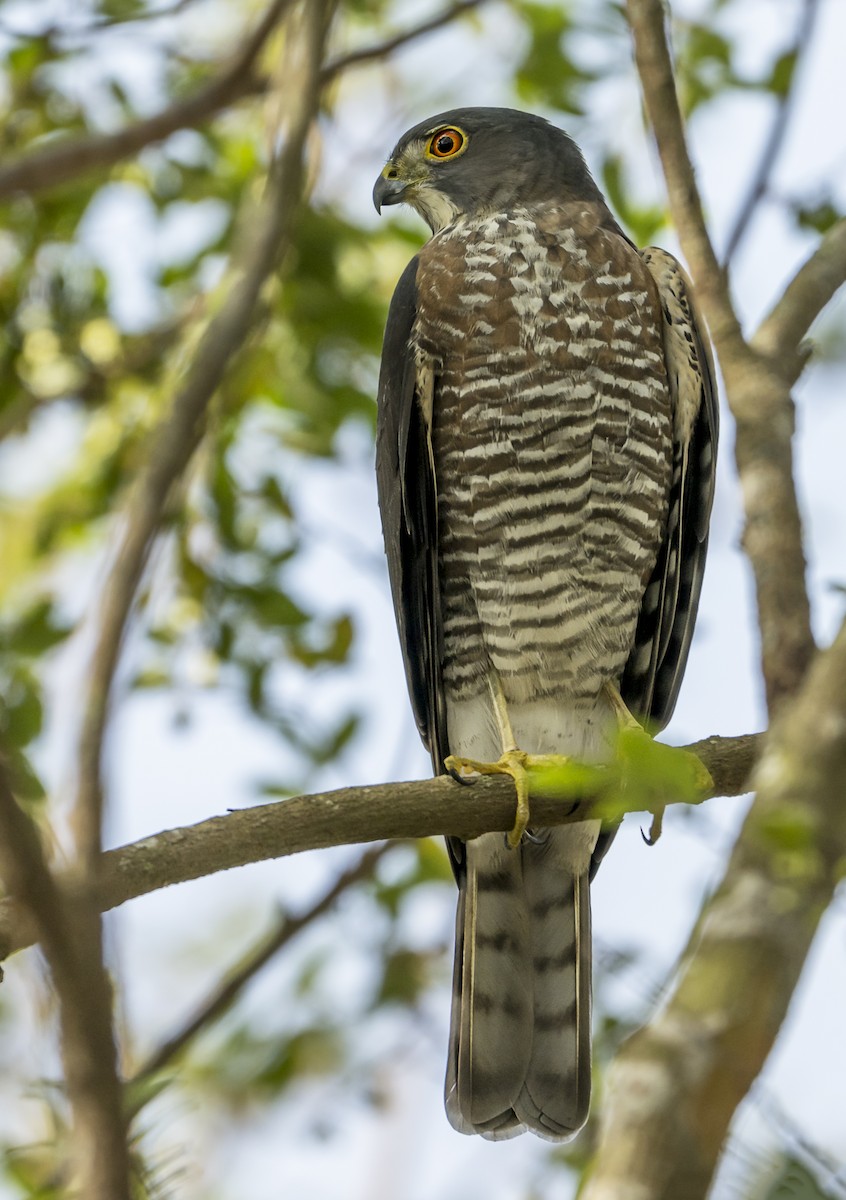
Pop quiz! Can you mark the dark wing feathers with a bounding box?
[620,247,718,731]
[375,256,449,772]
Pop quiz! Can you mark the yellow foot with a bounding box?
[444,749,573,849]
[602,682,712,844]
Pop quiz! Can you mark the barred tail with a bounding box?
[445,826,592,1140]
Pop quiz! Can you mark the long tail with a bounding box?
[444,825,593,1140]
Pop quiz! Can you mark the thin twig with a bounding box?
[321,0,484,79]
[82,0,199,32]
[753,217,846,382]
[0,730,763,961]
[723,0,822,264]
[129,842,392,1097]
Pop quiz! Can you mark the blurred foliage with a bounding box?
[0,0,843,1197]
[758,1158,841,1200]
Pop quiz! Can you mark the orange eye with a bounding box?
[427,127,465,159]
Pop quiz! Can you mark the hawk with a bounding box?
[372,108,717,1141]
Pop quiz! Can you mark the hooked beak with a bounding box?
[373,170,409,214]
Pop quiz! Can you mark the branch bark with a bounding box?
[585,6,846,1195]
[0,731,761,961]
[583,621,846,1200]
[753,217,846,382]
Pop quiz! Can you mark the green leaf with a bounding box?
[601,154,667,245]
[3,687,43,746]
[513,1,596,114]
[766,50,797,98]
[794,200,842,234]
[0,600,71,657]
[2,746,46,803]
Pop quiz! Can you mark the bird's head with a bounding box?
[373,107,606,234]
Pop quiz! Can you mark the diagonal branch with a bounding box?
[723,0,822,265]
[626,0,815,714]
[0,0,487,201]
[753,217,846,382]
[0,0,295,201]
[583,621,846,1200]
[321,0,484,79]
[0,730,761,961]
[128,841,392,1099]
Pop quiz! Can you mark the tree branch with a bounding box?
[321,0,484,79]
[0,757,131,1198]
[626,0,815,713]
[0,0,487,201]
[128,842,392,1100]
[71,0,333,873]
[722,0,822,265]
[32,8,335,1193]
[0,0,295,202]
[753,217,846,382]
[0,731,761,961]
[583,621,846,1200]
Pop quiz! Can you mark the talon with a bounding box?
[506,762,530,849]
[445,756,478,786]
[641,806,664,846]
[445,749,574,849]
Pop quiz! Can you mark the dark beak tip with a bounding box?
[373,174,405,216]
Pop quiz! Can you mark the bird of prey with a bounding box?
[372,108,717,1141]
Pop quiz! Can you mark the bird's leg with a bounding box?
[602,682,713,840]
[603,682,663,843]
[445,675,529,847]
[445,675,572,849]
[603,682,644,734]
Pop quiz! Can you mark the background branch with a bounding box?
[0,0,294,201]
[753,217,846,381]
[322,0,485,78]
[583,621,846,1200]
[626,0,815,714]
[0,0,486,201]
[0,731,761,961]
[128,842,392,1101]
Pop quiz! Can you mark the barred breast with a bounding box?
[413,201,673,707]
